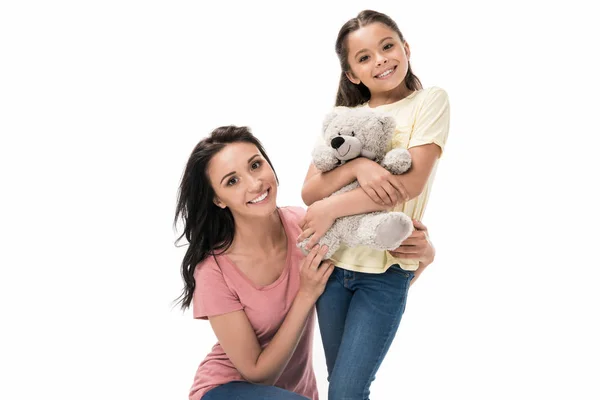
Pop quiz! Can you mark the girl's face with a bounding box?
[345,22,411,96]
[207,142,278,219]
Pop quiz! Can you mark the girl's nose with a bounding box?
[376,55,388,66]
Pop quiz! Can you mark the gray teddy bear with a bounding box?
[299,108,414,260]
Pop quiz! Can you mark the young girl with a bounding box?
[299,10,450,399]
[174,126,437,399]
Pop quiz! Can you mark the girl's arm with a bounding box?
[207,246,333,386]
[301,158,363,206]
[298,144,440,248]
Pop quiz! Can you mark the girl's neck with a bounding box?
[229,209,286,256]
[368,83,413,108]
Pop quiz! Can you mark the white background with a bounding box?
[1,1,599,399]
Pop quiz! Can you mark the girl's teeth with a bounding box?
[378,69,393,78]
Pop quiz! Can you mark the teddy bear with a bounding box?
[298,107,414,260]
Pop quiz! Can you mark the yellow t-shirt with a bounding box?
[329,86,450,273]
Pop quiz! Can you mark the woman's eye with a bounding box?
[251,161,262,170]
[383,43,393,50]
[359,55,369,63]
[227,177,238,186]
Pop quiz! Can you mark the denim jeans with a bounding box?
[202,381,310,399]
[316,265,414,400]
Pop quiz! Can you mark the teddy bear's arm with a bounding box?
[381,148,412,175]
[312,144,340,172]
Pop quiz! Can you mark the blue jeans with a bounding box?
[316,265,414,400]
[202,381,310,399]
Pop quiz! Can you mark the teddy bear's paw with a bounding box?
[374,213,414,249]
[382,149,412,175]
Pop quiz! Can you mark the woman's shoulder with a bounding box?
[279,206,306,223]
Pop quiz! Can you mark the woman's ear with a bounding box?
[404,41,411,60]
[213,197,226,209]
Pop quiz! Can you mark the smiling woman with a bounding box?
[174,126,334,400]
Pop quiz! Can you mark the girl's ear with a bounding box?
[345,70,361,85]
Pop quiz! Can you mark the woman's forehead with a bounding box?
[208,142,260,176]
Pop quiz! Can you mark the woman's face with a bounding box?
[207,142,278,219]
[345,22,411,96]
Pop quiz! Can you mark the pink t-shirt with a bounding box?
[188,206,318,400]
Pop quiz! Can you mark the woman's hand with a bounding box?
[389,220,435,285]
[389,220,434,264]
[298,245,334,302]
[354,158,407,206]
[297,199,336,249]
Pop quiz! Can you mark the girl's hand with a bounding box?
[354,158,407,206]
[388,220,434,263]
[297,199,336,249]
[298,245,334,302]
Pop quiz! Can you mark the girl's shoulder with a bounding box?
[416,86,449,103]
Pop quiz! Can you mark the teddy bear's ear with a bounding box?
[322,111,338,133]
[380,115,396,134]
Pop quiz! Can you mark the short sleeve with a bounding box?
[192,257,243,320]
[408,87,450,157]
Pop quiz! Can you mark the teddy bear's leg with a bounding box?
[320,229,342,260]
[297,226,341,260]
[355,211,414,250]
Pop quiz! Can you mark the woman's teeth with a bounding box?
[249,190,268,204]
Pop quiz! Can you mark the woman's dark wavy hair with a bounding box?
[173,126,278,310]
[335,10,422,107]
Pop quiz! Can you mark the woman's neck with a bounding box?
[229,209,286,256]
[368,83,412,108]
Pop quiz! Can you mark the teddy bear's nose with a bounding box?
[331,136,345,149]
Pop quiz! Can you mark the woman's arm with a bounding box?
[208,246,333,386]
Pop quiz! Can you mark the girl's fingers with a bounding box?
[297,228,315,244]
[365,187,384,205]
[382,181,398,205]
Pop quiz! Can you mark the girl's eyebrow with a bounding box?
[355,37,394,57]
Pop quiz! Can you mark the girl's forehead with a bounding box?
[347,23,399,48]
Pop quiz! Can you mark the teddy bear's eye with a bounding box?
[337,132,341,136]
[351,131,355,136]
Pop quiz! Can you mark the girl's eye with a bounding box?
[359,55,369,63]
[383,43,394,50]
[251,160,262,170]
[227,177,238,186]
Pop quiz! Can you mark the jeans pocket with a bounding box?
[387,264,415,279]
